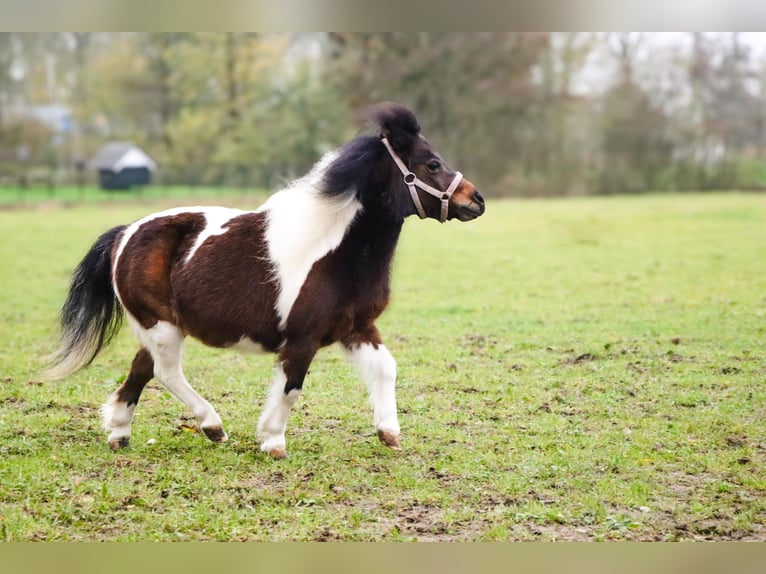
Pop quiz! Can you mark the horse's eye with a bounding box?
[427,160,441,173]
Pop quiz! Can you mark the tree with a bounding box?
[598,33,674,193]
[532,33,599,195]
[5,32,766,196]
[325,33,549,194]
[0,33,38,136]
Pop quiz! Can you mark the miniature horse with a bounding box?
[44,102,486,459]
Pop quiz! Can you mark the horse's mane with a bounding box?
[320,103,421,219]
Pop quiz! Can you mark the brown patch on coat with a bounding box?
[114,213,207,329]
[114,211,283,352]
[171,212,283,352]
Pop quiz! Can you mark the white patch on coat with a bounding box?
[183,207,245,264]
[345,343,400,434]
[258,150,362,328]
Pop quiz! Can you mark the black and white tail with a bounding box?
[43,225,126,381]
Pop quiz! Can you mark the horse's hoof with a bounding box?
[108,437,130,450]
[202,426,228,443]
[378,430,402,450]
[268,448,288,460]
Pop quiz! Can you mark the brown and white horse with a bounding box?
[45,103,486,459]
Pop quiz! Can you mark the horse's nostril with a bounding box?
[473,191,485,206]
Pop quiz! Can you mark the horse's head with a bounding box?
[367,102,486,223]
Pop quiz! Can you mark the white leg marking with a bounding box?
[129,317,223,431]
[100,391,136,444]
[259,150,362,328]
[346,343,400,435]
[257,363,301,453]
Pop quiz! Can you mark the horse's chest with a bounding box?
[342,283,390,331]
[293,279,389,347]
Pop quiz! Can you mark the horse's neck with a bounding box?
[342,209,403,272]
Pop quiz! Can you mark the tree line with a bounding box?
[1,32,765,196]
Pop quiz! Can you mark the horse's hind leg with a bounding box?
[135,319,228,443]
[101,347,154,450]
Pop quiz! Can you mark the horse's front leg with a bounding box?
[343,328,401,450]
[257,341,317,459]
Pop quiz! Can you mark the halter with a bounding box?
[381,137,462,223]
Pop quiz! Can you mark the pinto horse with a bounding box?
[44,102,486,459]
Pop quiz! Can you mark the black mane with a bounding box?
[322,103,422,221]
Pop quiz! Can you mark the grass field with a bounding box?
[0,184,268,207]
[1,192,765,541]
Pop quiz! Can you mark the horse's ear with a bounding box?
[365,102,421,152]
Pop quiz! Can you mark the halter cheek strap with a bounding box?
[381,137,462,223]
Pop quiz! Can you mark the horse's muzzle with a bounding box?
[455,190,486,221]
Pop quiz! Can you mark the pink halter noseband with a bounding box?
[381,137,463,223]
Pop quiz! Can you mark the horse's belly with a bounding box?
[228,336,271,354]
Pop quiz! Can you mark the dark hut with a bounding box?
[90,142,157,191]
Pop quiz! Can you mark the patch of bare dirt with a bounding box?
[557,352,601,366]
[394,502,451,541]
[518,523,594,541]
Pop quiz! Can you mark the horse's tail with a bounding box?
[43,225,127,381]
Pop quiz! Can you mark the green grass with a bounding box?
[1,192,765,541]
[0,184,268,206]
